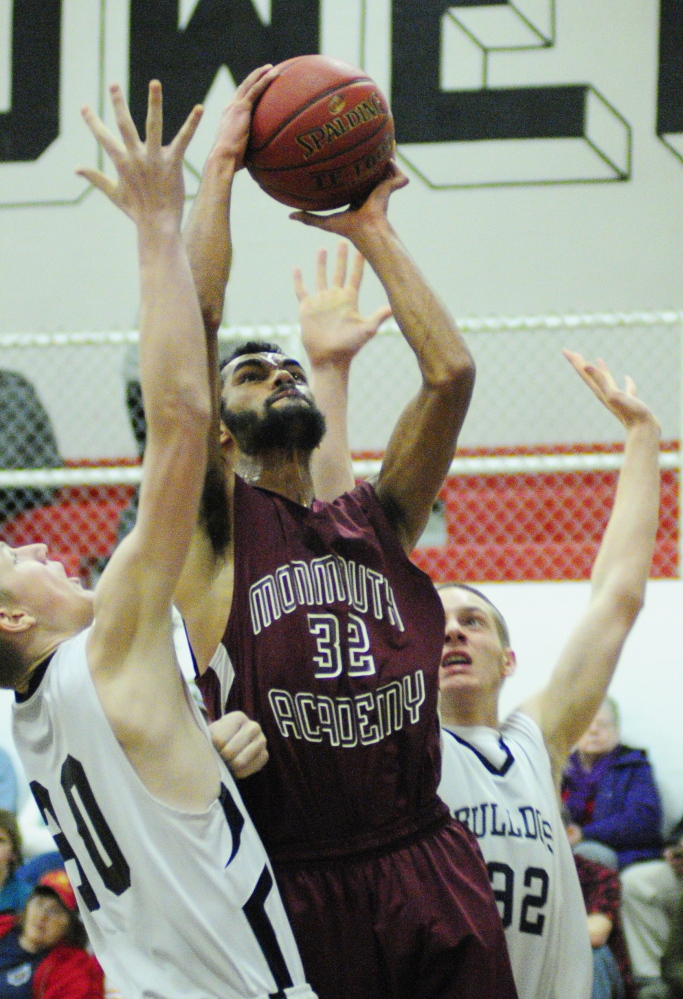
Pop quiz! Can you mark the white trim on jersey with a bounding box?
[438,710,592,999]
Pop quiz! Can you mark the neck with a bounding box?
[15,636,66,694]
[578,750,607,771]
[441,691,499,730]
[235,448,315,506]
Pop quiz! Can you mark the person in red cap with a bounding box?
[0,869,103,998]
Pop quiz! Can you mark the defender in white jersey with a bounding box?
[1,77,314,999]
[437,353,661,999]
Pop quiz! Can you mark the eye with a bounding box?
[238,371,259,383]
[291,369,307,383]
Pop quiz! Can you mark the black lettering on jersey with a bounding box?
[486,863,551,937]
[520,867,549,935]
[519,806,538,840]
[219,783,245,867]
[30,780,100,912]
[470,803,488,838]
[487,861,514,928]
[61,756,131,896]
[243,866,294,997]
[490,803,507,836]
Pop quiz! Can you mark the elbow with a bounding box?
[160,382,212,438]
[427,349,476,395]
[202,306,223,340]
[613,585,646,625]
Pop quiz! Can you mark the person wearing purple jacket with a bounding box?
[562,697,663,870]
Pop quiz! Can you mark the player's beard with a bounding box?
[221,398,327,456]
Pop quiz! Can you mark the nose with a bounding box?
[443,615,466,645]
[272,367,296,388]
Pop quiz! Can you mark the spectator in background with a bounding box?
[562,697,662,870]
[656,882,683,999]
[0,870,103,998]
[0,812,30,914]
[621,818,683,994]
[0,750,18,815]
[574,850,636,999]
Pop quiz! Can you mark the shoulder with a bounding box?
[502,708,546,752]
[613,745,653,769]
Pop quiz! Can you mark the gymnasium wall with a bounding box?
[1,2,682,831]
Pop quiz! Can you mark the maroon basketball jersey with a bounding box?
[222,476,448,862]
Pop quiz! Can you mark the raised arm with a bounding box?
[183,65,275,337]
[293,165,474,553]
[180,66,277,563]
[296,241,391,502]
[82,82,208,668]
[520,352,661,780]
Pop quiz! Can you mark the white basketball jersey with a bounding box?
[438,711,592,999]
[12,627,316,999]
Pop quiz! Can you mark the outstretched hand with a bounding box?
[563,350,660,432]
[295,242,391,368]
[290,161,409,247]
[208,64,278,169]
[77,81,202,228]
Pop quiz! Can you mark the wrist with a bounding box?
[203,148,239,186]
[347,218,398,259]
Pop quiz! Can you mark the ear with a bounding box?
[219,421,231,446]
[0,607,35,635]
[502,648,517,679]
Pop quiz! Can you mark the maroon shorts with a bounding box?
[273,817,517,999]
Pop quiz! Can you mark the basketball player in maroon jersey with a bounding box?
[175,67,517,999]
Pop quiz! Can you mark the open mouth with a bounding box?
[441,652,472,673]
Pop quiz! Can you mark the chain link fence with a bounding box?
[0,314,679,585]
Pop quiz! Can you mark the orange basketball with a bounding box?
[245,55,395,211]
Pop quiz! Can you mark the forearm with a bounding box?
[353,223,472,388]
[183,151,238,335]
[590,417,661,603]
[309,360,355,501]
[138,225,209,428]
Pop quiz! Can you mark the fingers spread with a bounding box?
[80,104,126,163]
[144,79,163,150]
[292,267,308,302]
[75,167,118,201]
[333,241,349,287]
[349,249,365,291]
[170,103,203,160]
[316,247,328,292]
[109,83,141,151]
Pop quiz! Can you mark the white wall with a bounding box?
[492,577,683,833]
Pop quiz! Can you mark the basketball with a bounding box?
[245,55,395,211]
